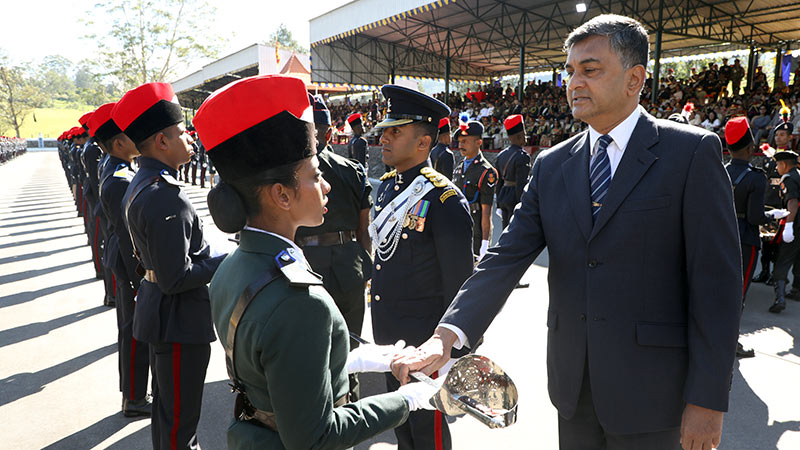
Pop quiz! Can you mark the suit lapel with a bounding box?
[562,132,592,241]
[589,112,660,240]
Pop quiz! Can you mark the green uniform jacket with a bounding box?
[209,230,409,450]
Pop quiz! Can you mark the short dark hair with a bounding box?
[413,121,439,151]
[228,159,303,218]
[563,14,649,70]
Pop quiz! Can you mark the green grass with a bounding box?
[4,100,97,139]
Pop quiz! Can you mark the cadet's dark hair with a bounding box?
[413,121,440,151]
[207,159,304,233]
[563,14,649,70]
[101,133,126,152]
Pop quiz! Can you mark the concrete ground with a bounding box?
[0,151,798,449]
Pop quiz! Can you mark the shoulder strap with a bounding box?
[732,167,751,188]
[226,264,282,390]
[124,175,161,261]
[501,151,514,180]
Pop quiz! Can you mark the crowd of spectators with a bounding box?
[327,58,800,150]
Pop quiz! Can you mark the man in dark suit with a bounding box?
[392,14,741,450]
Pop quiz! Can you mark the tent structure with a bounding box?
[309,0,800,102]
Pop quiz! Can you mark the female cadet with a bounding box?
[193,74,437,450]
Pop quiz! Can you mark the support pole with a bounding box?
[773,46,783,88]
[650,0,664,105]
[746,45,757,91]
[519,45,525,99]
[445,58,451,104]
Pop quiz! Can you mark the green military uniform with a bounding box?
[209,230,409,449]
[452,151,498,255]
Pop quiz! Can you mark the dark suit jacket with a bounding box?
[441,110,742,434]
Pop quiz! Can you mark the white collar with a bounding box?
[242,225,309,268]
[588,105,643,154]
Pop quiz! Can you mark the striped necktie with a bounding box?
[590,134,613,221]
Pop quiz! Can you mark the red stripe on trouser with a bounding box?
[432,370,443,450]
[743,245,757,297]
[112,274,116,297]
[93,216,101,272]
[171,343,182,450]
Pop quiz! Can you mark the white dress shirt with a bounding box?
[441,105,645,350]
[243,225,310,269]
[587,105,643,179]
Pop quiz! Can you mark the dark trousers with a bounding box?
[116,279,150,400]
[759,240,778,275]
[773,238,800,283]
[385,373,451,450]
[190,164,197,185]
[741,244,759,306]
[86,202,103,276]
[183,164,191,183]
[199,165,206,188]
[558,364,681,450]
[150,342,211,450]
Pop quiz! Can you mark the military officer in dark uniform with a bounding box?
[495,114,532,229]
[113,82,226,450]
[296,93,374,400]
[429,117,455,179]
[769,149,800,314]
[371,84,475,450]
[452,120,498,260]
[347,113,369,168]
[724,117,788,356]
[196,74,436,450]
[91,102,153,416]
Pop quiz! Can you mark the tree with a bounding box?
[85,0,223,89]
[268,24,308,55]
[0,53,47,137]
[36,55,76,103]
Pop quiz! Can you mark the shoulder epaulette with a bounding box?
[420,167,449,188]
[275,249,324,287]
[113,164,131,179]
[158,169,182,186]
[380,169,397,181]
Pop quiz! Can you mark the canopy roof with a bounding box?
[309,0,800,85]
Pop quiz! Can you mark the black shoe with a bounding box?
[752,270,770,283]
[122,397,152,417]
[736,342,755,358]
[787,288,800,301]
[103,297,116,308]
[770,280,787,313]
[769,299,786,313]
[765,276,775,286]
[515,282,530,289]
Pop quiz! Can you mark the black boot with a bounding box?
[769,280,787,313]
[122,396,152,417]
[736,341,755,358]
[752,269,770,283]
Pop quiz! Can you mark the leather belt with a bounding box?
[144,270,157,283]
[504,181,517,186]
[242,393,350,431]
[297,230,356,247]
[736,213,746,219]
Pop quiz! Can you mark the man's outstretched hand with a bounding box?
[391,326,457,384]
[680,403,723,450]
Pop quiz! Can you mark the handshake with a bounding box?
[345,333,456,411]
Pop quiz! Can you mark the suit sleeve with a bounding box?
[746,172,769,226]
[104,179,141,287]
[262,293,409,449]
[431,191,475,308]
[440,155,547,346]
[146,190,224,295]
[441,151,455,180]
[681,133,741,412]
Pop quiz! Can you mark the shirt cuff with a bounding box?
[438,323,469,349]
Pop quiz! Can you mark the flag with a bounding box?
[33,112,37,122]
[275,41,281,67]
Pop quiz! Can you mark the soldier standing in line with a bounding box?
[347,112,369,168]
[768,150,800,314]
[370,84,475,450]
[452,120,498,260]
[494,114,532,229]
[91,102,153,417]
[429,117,455,180]
[113,82,226,450]
[295,94,374,400]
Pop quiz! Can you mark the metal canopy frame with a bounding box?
[310,0,800,100]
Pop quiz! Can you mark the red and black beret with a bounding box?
[347,113,362,127]
[724,116,754,152]
[111,83,183,144]
[438,117,450,133]
[79,111,94,131]
[87,102,123,143]
[193,74,315,181]
[504,114,524,136]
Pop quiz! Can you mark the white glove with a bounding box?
[783,222,795,243]
[397,376,443,411]
[345,340,405,374]
[495,208,502,218]
[478,240,490,261]
[766,209,790,220]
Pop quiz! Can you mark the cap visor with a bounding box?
[374,118,415,129]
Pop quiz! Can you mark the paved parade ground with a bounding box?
[1,151,799,449]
